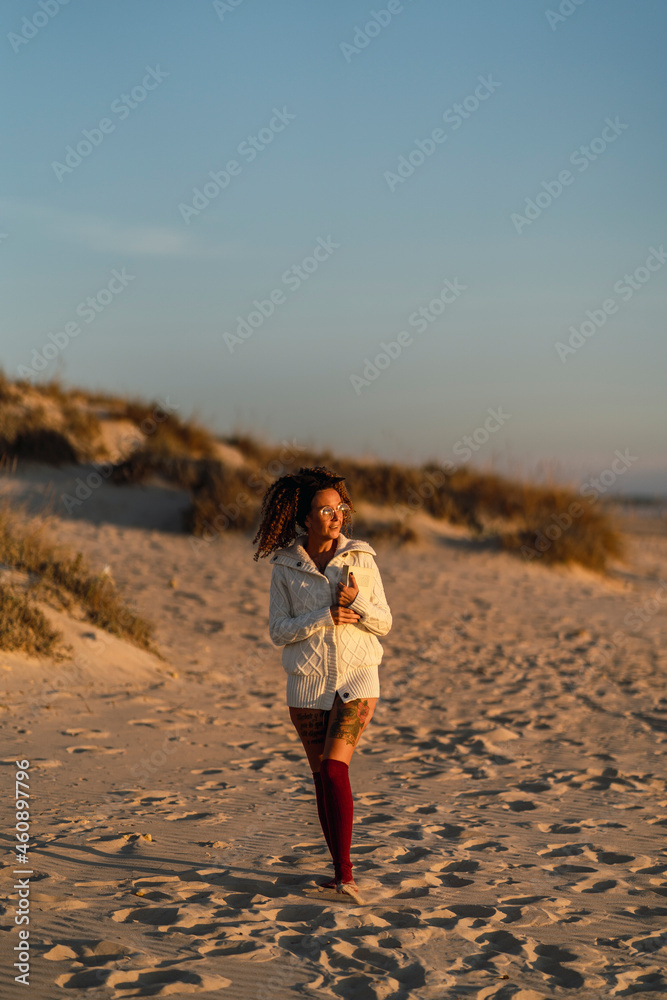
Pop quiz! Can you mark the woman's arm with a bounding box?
[348,557,392,636]
[268,567,333,646]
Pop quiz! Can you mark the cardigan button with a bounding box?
[296,561,302,566]
[343,692,349,698]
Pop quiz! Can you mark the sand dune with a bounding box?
[2,463,666,998]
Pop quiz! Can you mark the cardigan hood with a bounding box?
[269,533,376,572]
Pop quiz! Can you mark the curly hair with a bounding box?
[252,465,354,560]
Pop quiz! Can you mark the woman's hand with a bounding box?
[329,604,361,625]
[336,571,360,608]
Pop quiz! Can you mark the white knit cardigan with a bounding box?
[268,532,392,709]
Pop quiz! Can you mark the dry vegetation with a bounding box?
[0,582,65,659]
[351,517,421,547]
[0,369,626,577]
[0,497,162,660]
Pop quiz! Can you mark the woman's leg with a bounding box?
[322,694,377,765]
[288,706,329,773]
[288,706,335,875]
[320,694,377,885]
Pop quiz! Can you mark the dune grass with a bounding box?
[0,499,163,659]
[0,371,626,573]
[352,517,420,547]
[0,582,68,659]
[1,367,219,466]
[115,397,219,458]
[192,440,624,571]
[499,487,625,571]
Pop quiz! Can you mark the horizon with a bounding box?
[2,1,665,495]
[2,365,663,504]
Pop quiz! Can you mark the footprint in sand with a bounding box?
[461,838,509,853]
[394,846,433,865]
[111,904,181,926]
[517,779,553,793]
[229,756,272,770]
[359,812,395,825]
[429,823,465,841]
[388,822,425,841]
[162,811,215,821]
[628,930,667,953]
[474,926,526,956]
[29,891,88,911]
[609,967,665,997]
[538,841,593,858]
[440,872,474,889]
[85,832,155,853]
[595,849,635,864]
[389,873,440,899]
[502,796,538,812]
[61,728,110,737]
[445,902,498,921]
[522,940,585,990]
[56,965,232,993]
[573,876,622,893]
[44,938,134,964]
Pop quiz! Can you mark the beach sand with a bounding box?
[2,464,666,998]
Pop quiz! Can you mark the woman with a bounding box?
[253,466,392,902]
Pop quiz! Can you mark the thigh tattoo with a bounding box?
[292,709,328,747]
[328,699,371,746]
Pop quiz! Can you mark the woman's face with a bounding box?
[305,488,345,543]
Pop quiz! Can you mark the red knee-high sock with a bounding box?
[312,771,334,858]
[319,758,354,883]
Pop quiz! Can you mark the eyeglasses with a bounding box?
[317,502,350,519]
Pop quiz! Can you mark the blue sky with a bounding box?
[2,0,665,495]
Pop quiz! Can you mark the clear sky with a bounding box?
[2,0,665,495]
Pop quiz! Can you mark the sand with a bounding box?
[1,463,666,998]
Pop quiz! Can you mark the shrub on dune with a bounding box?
[0,582,68,659]
[109,450,212,489]
[117,398,219,458]
[185,465,261,537]
[0,500,162,658]
[500,492,624,572]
